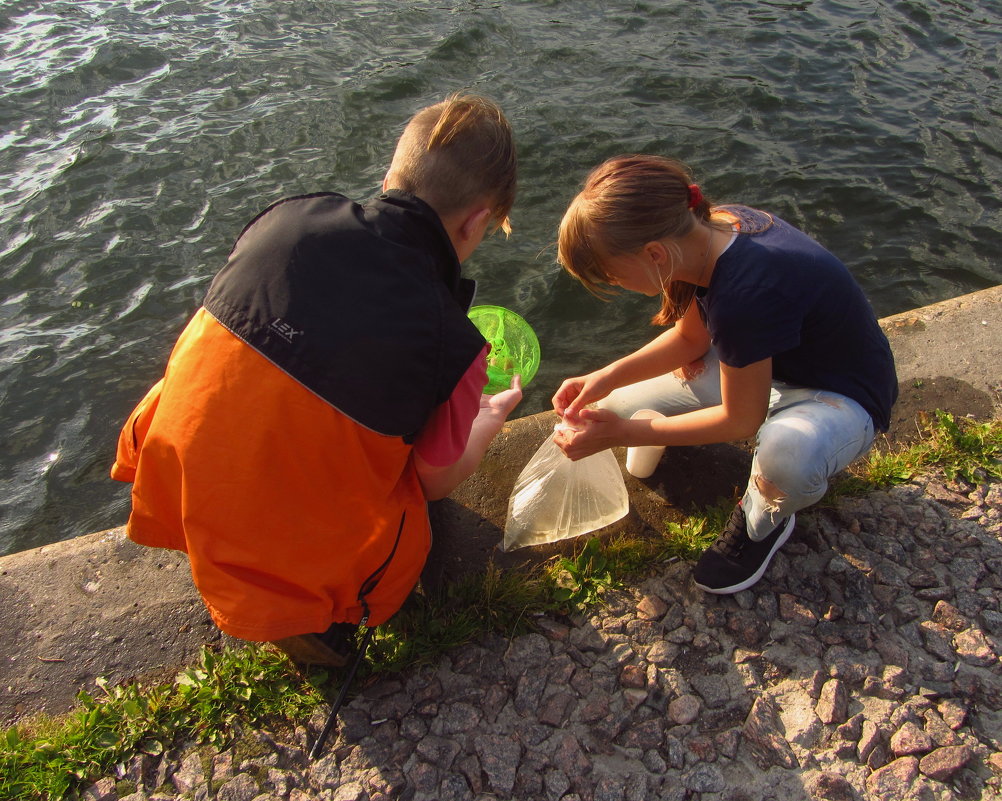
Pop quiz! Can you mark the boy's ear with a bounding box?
[460,207,492,241]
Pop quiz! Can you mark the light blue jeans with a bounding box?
[598,348,876,541]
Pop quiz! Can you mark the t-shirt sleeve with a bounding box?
[413,344,489,467]
[711,286,803,368]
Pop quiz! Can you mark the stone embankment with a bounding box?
[83,473,1002,801]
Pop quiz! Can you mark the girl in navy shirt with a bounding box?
[552,154,897,595]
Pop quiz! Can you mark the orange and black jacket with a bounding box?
[111,192,485,641]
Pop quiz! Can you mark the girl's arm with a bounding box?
[554,300,711,421]
[555,356,772,460]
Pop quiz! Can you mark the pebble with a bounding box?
[92,477,1002,800]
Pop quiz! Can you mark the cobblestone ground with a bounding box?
[85,476,1002,801]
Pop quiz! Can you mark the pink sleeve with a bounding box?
[413,345,490,467]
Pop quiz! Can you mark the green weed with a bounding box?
[924,410,1002,483]
[663,501,733,560]
[546,537,619,611]
[852,446,921,489]
[0,645,323,801]
[365,563,547,672]
[832,410,1002,498]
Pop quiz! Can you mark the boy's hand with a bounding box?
[417,375,522,502]
[481,374,522,419]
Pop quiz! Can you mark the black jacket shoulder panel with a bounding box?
[204,192,486,439]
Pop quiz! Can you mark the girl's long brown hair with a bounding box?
[557,154,718,325]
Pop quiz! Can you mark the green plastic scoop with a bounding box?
[468,305,541,394]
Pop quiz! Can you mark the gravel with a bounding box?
[87,475,1002,801]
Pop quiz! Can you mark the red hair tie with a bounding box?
[687,184,703,210]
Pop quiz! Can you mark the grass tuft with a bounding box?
[0,645,323,800]
[829,410,1002,499]
[365,563,547,673]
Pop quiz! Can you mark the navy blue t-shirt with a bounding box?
[695,207,898,431]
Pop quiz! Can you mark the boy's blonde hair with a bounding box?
[557,154,717,325]
[388,94,517,235]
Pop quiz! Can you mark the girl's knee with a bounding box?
[753,437,829,501]
[598,376,694,418]
[748,464,827,518]
[596,390,642,418]
[753,472,787,504]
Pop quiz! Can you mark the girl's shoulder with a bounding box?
[714,205,776,235]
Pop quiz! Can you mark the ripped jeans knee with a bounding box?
[743,461,829,540]
[741,387,875,541]
[752,472,789,515]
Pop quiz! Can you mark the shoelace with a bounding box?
[714,506,748,558]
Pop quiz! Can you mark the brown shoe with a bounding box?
[271,621,357,667]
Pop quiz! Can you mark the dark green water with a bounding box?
[2,0,1000,555]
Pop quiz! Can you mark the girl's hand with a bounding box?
[553,407,626,460]
[551,370,611,423]
[551,376,585,418]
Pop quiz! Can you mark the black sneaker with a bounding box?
[693,504,795,594]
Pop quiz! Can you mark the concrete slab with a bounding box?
[880,284,1002,402]
[0,528,240,723]
[2,286,1000,725]
[879,285,1002,438]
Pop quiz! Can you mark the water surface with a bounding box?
[2,0,1000,554]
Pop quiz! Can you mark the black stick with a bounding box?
[308,626,374,760]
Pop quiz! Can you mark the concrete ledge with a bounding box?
[879,284,1002,403]
[2,286,1000,724]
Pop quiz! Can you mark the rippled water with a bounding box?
[2,0,1000,555]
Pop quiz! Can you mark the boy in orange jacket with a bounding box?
[112,94,521,665]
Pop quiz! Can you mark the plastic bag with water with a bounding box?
[502,424,629,552]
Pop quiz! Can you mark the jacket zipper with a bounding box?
[355,510,406,626]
